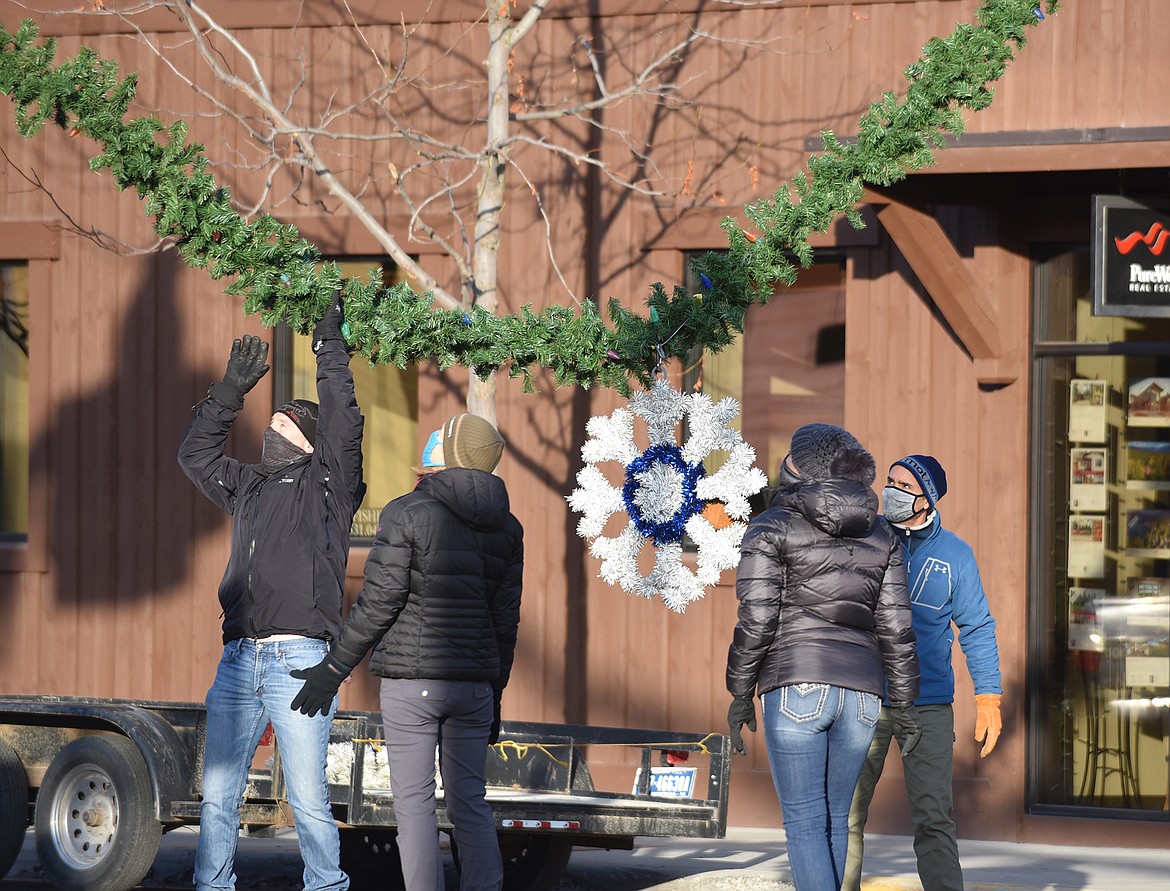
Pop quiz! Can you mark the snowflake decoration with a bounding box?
[567,378,768,612]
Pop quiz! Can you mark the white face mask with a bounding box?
[881,486,920,523]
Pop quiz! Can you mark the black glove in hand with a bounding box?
[489,691,503,745]
[727,695,757,756]
[209,335,270,410]
[312,291,346,354]
[889,702,923,756]
[289,654,349,718]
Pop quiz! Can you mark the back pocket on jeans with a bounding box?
[856,691,880,727]
[779,683,829,722]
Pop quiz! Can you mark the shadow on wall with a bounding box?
[27,250,261,612]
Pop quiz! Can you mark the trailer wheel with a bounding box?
[34,735,161,891]
[0,737,28,881]
[338,828,405,891]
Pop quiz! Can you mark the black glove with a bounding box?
[888,702,923,756]
[727,695,756,756]
[312,291,346,354]
[289,654,349,718]
[208,335,270,411]
[489,691,503,745]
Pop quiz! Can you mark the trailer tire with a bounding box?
[339,828,405,891]
[0,737,28,881]
[34,735,162,891]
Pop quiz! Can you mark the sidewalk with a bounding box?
[3,825,1168,889]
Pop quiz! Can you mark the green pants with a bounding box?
[842,704,963,891]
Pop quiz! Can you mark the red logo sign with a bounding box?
[1115,222,1170,256]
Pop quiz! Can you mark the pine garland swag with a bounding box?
[0,2,1058,392]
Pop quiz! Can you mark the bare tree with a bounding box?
[1,1,1058,420]
[12,0,791,421]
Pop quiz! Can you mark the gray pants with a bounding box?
[379,678,502,891]
[842,704,962,891]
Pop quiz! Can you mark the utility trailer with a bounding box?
[0,695,731,891]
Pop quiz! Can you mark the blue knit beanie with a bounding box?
[892,455,947,508]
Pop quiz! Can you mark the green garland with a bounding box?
[0,1,1058,392]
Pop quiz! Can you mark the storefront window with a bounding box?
[276,259,419,544]
[1030,245,1170,818]
[0,261,29,541]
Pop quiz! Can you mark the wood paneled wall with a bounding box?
[2,0,1168,844]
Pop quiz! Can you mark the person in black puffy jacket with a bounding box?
[292,412,523,891]
[725,423,919,891]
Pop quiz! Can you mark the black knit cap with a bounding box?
[279,399,318,448]
[788,422,876,484]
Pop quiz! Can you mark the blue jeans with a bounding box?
[762,684,880,891]
[195,637,348,891]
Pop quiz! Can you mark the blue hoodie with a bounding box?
[891,512,1001,705]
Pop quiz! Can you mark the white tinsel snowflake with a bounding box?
[567,378,768,612]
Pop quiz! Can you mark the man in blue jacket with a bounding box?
[842,455,1002,891]
[178,296,364,891]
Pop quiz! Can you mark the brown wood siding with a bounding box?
[3,0,1169,847]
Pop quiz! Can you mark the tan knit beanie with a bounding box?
[443,413,505,472]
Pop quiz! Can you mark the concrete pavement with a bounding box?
[3,825,1168,889]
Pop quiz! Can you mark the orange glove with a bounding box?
[974,693,1002,757]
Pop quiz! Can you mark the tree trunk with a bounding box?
[466,0,511,426]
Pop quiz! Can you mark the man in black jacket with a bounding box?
[292,412,522,891]
[178,296,364,891]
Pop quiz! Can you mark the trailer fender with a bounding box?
[0,701,191,823]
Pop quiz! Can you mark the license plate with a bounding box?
[631,766,697,798]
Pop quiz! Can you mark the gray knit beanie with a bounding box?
[788,423,876,484]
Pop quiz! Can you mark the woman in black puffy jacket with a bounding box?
[726,423,920,891]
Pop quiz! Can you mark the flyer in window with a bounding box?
[1067,516,1106,578]
[1127,377,1170,427]
[1068,587,1105,652]
[1124,509,1170,557]
[1069,447,1107,511]
[1125,440,1170,489]
[1069,380,1107,441]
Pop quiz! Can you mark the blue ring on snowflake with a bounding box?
[622,443,707,546]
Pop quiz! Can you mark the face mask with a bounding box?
[779,458,803,489]
[260,427,308,474]
[882,486,921,524]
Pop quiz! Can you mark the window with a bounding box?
[274,258,419,544]
[0,261,29,542]
[1029,244,1170,819]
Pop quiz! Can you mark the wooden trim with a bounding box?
[800,136,1170,176]
[0,255,51,573]
[926,140,1170,175]
[804,127,1170,153]
[869,194,1012,382]
[0,222,60,260]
